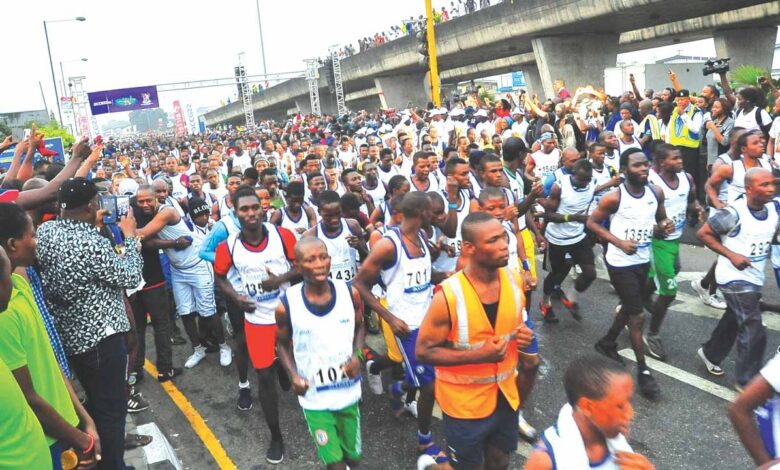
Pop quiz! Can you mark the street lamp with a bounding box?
[254,0,268,77]
[43,16,86,125]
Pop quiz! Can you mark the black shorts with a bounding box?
[443,393,518,469]
[547,238,595,270]
[607,263,650,316]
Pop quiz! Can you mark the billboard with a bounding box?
[0,137,65,169]
[88,85,159,115]
[173,101,186,138]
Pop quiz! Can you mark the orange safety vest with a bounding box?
[436,267,525,419]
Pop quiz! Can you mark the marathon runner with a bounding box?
[642,143,702,361]
[213,185,299,464]
[269,181,316,239]
[275,237,365,470]
[212,172,243,221]
[587,148,673,400]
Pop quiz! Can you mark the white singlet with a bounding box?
[316,220,359,282]
[157,206,203,271]
[727,156,773,203]
[279,207,310,240]
[530,148,561,182]
[546,175,595,246]
[362,180,386,208]
[380,228,432,330]
[603,150,620,175]
[605,184,658,267]
[715,197,779,288]
[285,280,361,411]
[226,225,291,325]
[648,169,690,241]
[504,221,520,274]
[433,189,471,272]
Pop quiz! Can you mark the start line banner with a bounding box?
[88,85,159,115]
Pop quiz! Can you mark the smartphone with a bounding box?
[99,195,118,224]
[99,195,130,224]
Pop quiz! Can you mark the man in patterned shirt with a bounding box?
[36,178,143,470]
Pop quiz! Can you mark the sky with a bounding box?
[1,0,757,127]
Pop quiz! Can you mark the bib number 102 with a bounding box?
[316,366,346,385]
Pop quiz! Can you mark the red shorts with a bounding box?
[244,321,277,369]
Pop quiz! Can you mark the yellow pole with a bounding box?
[425,0,441,107]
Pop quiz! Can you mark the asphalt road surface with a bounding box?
[132,242,780,469]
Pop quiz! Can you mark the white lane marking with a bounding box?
[618,349,737,402]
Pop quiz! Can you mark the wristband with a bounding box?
[448,203,458,209]
[83,433,95,454]
[564,214,569,222]
[355,348,365,362]
[521,259,531,271]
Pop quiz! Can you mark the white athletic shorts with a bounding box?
[171,262,216,317]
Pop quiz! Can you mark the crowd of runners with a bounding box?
[2,70,780,470]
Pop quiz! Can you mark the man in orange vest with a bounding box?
[417,212,535,470]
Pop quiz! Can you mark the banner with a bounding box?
[173,100,186,138]
[511,71,526,88]
[88,85,159,115]
[0,137,65,169]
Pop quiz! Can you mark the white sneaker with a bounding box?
[404,400,418,418]
[417,454,437,470]
[185,346,207,369]
[365,360,383,395]
[697,347,724,376]
[691,279,726,309]
[219,343,233,367]
[518,413,538,443]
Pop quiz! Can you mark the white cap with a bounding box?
[356,127,367,135]
[449,108,465,117]
[475,109,488,117]
[429,109,441,116]
[118,178,140,196]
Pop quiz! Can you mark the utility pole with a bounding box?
[424,0,441,106]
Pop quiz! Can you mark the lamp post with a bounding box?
[43,16,86,125]
[254,0,268,78]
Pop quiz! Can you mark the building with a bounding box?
[0,109,50,140]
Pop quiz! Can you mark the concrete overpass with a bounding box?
[205,0,779,126]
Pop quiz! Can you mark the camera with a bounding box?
[703,58,730,76]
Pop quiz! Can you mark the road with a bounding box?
[132,241,780,469]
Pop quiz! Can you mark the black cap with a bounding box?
[189,198,210,219]
[58,178,98,210]
[675,89,690,98]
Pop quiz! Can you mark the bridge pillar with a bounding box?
[531,33,619,100]
[520,64,544,100]
[713,27,776,73]
[374,72,431,109]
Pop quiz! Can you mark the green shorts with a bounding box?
[649,238,681,296]
[302,402,361,465]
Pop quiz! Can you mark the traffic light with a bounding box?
[417,27,429,68]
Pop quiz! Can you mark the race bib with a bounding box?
[311,358,359,392]
[329,259,356,281]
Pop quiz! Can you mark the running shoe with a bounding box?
[157,367,183,382]
[594,339,624,365]
[404,400,419,418]
[365,360,384,395]
[539,302,559,324]
[266,440,285,464]
[643,334,666,361]
[518,414,538,444]
[559,291,582,322]
[691,279,727,309]
[184,345,207,369]
[637,369,660,400]
[697,347,724,376]
[127,389,150,413]
[237,387,253,411]
[219,343,232,367]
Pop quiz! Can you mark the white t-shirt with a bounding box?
[232,153,252,173]
[734,107,772,132]
[769,117,780,164]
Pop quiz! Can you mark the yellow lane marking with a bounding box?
[144,360,238,470]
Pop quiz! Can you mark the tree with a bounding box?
[23,119,76,148]
[129,108,169,133]
[0,122,11,139]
